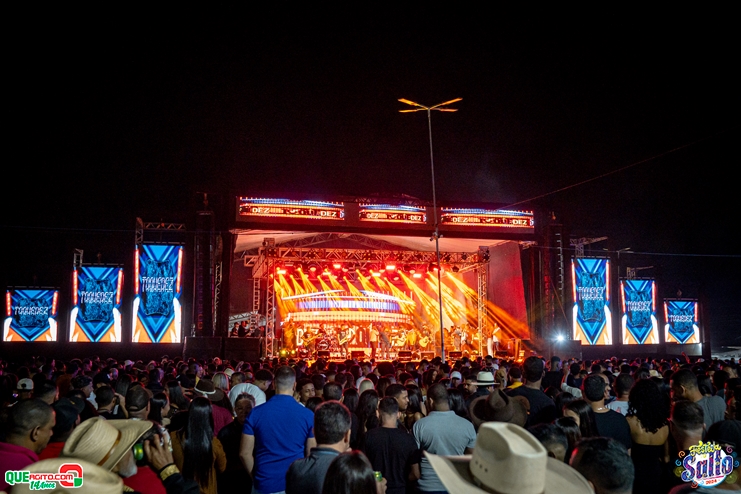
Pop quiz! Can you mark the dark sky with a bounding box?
[3,11,738,345]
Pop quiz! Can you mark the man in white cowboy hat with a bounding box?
[464,370,496,410]
[413,383,476,494]
[425,421,593,494]
[61,417,152,479]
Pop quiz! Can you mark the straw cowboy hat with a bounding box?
[474,371,496,386]
[10,458,124,494]
[469,389,529,428]
[194,378,225,402]
[426,422,593,494]
[61,417,153,471]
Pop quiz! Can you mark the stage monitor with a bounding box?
[69,265,124,342]
[664,299,701,344]
[131,244,183,343]
[3,288,59,342]
[571,258,612,345]
[620,279,659,344]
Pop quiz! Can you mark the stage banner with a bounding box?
[664,299,700,344]
[69,266,124,342]
[620,279,658,344]
[571,258,612,345]
[3,288,59,342]
[132,244,183,343]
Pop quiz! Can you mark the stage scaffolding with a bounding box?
[245,233,489,358]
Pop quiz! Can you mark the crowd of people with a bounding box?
[2,351,741,494]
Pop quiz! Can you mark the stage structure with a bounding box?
[230,196,537,359]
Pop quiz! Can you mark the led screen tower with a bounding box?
[69,265,124,342]
[620,279,658,344]
[3,288,59,342]
[571,258,612,345]
[664,299,701,344]
[132,244,184,343]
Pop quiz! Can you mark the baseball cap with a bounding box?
[17,378,34,391]
[450,371,462,380]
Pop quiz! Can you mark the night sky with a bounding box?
[3,11,738,346]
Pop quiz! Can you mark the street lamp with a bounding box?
[398,97,461,363]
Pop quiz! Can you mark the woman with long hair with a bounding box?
[353,389,380,450]
[626,377,670,494]
[447,387,469,420]
[554,391,575,419]
[554,416,581,463]
[404,384,427,429]
[375,376,392,398]
[322,451,383,494]
[341,387,359,415]
[148,391,171,427]
[171,396,227,494]
[166,379,192,412]
[562,399,597,440]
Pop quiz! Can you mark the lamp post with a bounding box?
[398,97,461,363]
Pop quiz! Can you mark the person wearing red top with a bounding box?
[0,399,55,491]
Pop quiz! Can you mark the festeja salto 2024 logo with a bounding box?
[5,463,83,490]
[676,441,739,488]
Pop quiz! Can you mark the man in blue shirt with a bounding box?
[240,365,316,494]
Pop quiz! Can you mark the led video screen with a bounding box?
[620,279,658,344]
[69,266,124,342]
[132,244,183,343]
[571,258,612,345]
[664,299,700,344]
[3,288,59,342]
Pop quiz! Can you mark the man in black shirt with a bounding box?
[583,374,632,453]
[505,356,556,427]
[541,355,563,391]
[363,397,420,494]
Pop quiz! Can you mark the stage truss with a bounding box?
[242,233,490,357]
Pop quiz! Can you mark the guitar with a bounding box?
[418,336,430,347]
[338,328,355,346]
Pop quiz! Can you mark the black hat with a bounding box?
[58,396,85,415]
[52,401,81,434]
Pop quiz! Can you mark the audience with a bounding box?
[5,352,741,494]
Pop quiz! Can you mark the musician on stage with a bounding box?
[378,325,391,360]
[369,323,379,360]
[338,324,353,358]
[405,325,419,352]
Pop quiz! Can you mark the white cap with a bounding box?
[17,378,34,391]
[450,371,462,379]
